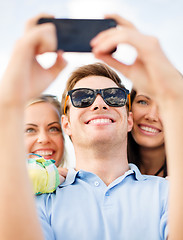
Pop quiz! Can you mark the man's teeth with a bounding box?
[140,126,159,133]
[35,150,53,156]
[89,118,112,124]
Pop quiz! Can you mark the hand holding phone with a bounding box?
[37,18,117,52]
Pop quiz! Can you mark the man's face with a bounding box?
[62,76,133,148]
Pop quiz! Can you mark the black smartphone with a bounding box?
[37,18,117,52]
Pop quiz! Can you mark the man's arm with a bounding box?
[91,14,183,239]
[0,15,66,240]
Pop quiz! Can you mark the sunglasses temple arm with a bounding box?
[128,94,131,111]
[64,95,69,115]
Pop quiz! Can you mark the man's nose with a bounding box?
[90,94,109,111]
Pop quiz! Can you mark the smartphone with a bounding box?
[37,18,117,52]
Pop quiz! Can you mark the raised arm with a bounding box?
[0,14,66,240]
[91,14,183,239]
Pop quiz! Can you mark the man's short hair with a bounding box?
[61,62,128,115]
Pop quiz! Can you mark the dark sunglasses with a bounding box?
[64,87,131,114]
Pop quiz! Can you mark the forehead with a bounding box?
[24,102,60,122]
[73,76,119,89]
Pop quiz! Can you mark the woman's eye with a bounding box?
[138,100,148,105]
[25,128,35,133]
[49,126,60,132]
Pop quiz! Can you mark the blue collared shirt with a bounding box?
[36,164,168,240]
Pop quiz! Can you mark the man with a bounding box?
[36,62,168,239]
[0,13,183,240]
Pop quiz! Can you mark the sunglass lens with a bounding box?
[103,88,126,107]
[71,89,94,108]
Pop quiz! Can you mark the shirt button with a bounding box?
[94,181,100,187]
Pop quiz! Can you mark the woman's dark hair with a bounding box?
[127,89,167,177]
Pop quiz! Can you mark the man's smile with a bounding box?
[85,116,115,125]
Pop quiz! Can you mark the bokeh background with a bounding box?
[1,0,183,166]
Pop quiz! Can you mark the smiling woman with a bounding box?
[24,94,68,195]
[127,89,167,177]
[24,94,65,167]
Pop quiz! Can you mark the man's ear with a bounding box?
[127,112,133,132]
[61,114,72,136]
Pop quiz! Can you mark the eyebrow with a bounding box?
[25,122,60,127]
[48,121,60,126]
[136,94,150,100]
[25,123,38,127]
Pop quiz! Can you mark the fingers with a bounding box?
[91,27,133,55]
[25,13,54,32]
[47,51,67,79]
[91,14,136,54]
[91,28,122,54]
[93,52,129,73]
[57,167,68,178]
[25,23,57,54]
[92,25,160,64]
[94,52,146,85]
[104,14,136,29]
[59,175,66,184]
[23,13,57,54]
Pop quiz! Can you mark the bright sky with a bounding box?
[0,0,183,166]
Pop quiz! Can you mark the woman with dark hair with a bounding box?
[128,89,167,177]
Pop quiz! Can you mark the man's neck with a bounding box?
[74,144,129,186]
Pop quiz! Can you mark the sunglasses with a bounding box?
[64,87,131,114]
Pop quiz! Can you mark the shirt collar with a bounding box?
[129,163,147,181]
[59,168,78,187]
[59,164,146,188]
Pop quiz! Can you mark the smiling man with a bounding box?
[35,63,169,240]
[61,63,132,183]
